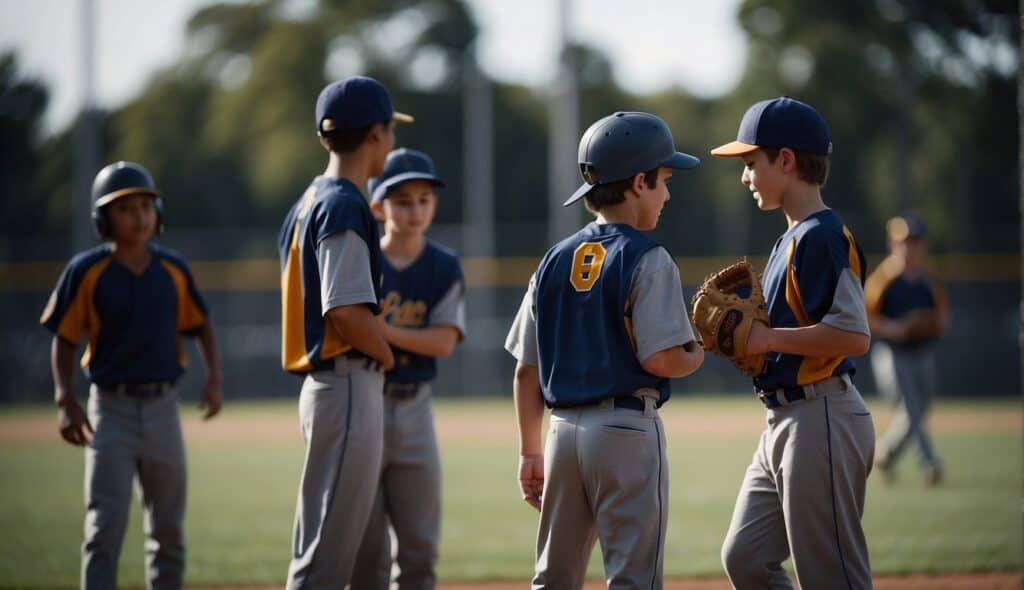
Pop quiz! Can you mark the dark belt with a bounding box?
[756,374,851,409]
[107,382,172,399]
[383,382,422,400]
[578,395,646,412]
[343,351,384,373]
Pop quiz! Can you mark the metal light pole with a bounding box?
[72,0,101,253]
[548,0,580,244]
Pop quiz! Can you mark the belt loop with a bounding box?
[802,382,818,401]
[643,396,655,417]
[776,388,790,407]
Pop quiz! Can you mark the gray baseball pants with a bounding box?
[351,383,442,590]
[286,356,385,590]
[870,342,940,470]
[721,375,875,590]
[83,384,186,590]
[532,393,668,589]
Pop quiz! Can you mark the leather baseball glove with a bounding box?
[691,260,769,376]
[902,308,943,344]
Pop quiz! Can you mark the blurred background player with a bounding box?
[865,212,949,486]
[352,147,466,589]
[40,161,223,590]
[711,97,875,590]
[506,111,704,588]
[277,76,409,589]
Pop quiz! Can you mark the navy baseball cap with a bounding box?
[887,212,927,241]
[316,76,413,134]
[368,148,446,203]
[564,112,700,207]
[711,97,832,157]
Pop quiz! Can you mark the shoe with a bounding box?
[923,465,943,487]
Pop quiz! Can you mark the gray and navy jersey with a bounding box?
[381,240,466,384]
[505,222,696,408]
[278,176,383,374]
[40,243,208,387]
[756,209,869,392]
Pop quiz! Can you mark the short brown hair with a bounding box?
[761,146,829,186]
[583,166,659,213]
[320,123,373,153]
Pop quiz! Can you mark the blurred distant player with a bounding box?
[865,213,948,485]
[42,161,223,590]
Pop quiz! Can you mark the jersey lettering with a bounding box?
[569,242,606,292]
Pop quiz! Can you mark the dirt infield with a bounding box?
[1,399,1020,445]
[200,571,1021,589]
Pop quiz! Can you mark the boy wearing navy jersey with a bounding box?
[351,148,466,589]
[41,161,223,590]
[278,76,411,589]
[865,213,947,485]
[712,97,875,589]
[505,112,704,588]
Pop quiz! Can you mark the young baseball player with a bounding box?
[278,75,410,589]
[351,147,466,589]
[505,111,705,588]
[865,213,947,486]
[711,97,876,589]
[41,161,223,590]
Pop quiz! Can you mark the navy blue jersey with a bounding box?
[756,209,867,391]
[381,240,464,384]
[865,255,948,345]
[40,243,208,387]
[534,222,670,407]
[278,177,383,374]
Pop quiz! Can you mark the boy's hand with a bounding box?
[518,454,545,511]
[56,399,93,446]
[746,321,772,356]
[199,376,223,420]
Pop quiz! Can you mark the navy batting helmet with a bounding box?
[90,161,164,238]
[564,112,700,206]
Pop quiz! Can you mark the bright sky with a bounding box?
[0,0,746,134]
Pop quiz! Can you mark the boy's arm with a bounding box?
[51,336,92,446]
[381,278,466,358]
[748,321,870,357]
[381,325,459,358]
[326,307,395,370]
[514,361,544,511]
[506,276,544,511]
[642,341,704,379]
[195,322,223,420]
[632,248,705,378]
[319,231,395,370]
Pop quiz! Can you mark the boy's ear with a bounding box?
[629,172,646,197]
[779,147,797,173]
[370,200,386,222]
[318,134,330,152]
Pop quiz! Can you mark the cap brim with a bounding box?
[710,141,759,157]
[662,151,701,170]
[94,187,159,208]
[371,172,445,202]
[562,182,594,207]
[393,112,414,123]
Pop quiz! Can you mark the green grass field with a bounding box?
[0,396,1019,589]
